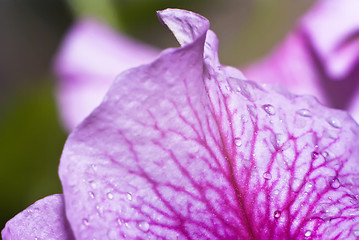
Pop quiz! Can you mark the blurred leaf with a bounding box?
[67,0,121,29]
[229,0,314,65]
[0,80,67,229]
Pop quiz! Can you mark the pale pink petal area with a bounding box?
[1,194,74,240]
[54,19,160,131]
[244,0,359,123]
[59,9,359,240]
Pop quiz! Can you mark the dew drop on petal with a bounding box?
[304,230,312,237]
[235,86,241,93]
[291,178,303,192]
[89,180,97,189]
[352,229,359,237]
[247,104,257,118]
[239,81,255,101]
[96,205,104,216]
[324,205,341,219]
[234,138,242,147]
[127,192,133,201]
[272,189,280,196]
[296,108,312,117]
[117,218,123,226]
[91,164,98,172]
[327,117,342,128]
[274,210,281,219]
[276,154,289,170]
[88,191,95,199]
[107,192,114,200]
[329,177,341,189]
[82,218,89,226]
[322,151,329,159]
[262,104,275,115]
[138,221,150,232]
[272,133,286,150]
[311,151,319,159]
[241,114,248,123]
[263,172,272,180]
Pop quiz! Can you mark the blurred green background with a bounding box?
[0,0,314,230]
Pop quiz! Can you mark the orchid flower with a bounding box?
[3,9,359,240]
[244,0,359,122]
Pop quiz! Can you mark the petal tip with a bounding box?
[157,8,209,46]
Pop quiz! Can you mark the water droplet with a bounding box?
[89,180,97,189]
[235,86,241,93]
[116,218,125,226]
[107,192,114,200]
[234,138,242,147]
[329,177,341,189]
[272,189,280,196]
[311,151,319,159]
[275,154,289,170]
[263,172,272,180]
[352,229,359,237]
[96,205,103,215]
[327,117,342,128]
[274,210,281,219]
[304,230,312,237]
[247,104,257,117]
[82,218,89,226]
[238,81,256,101]
[322,151,329,159]
[262,104,275,115]
[88,191,95,199]
[322,205,341,219]
[126,192,133,201]
[272,133,286,150]
[291,178,303,192]
[296,108,312,117]
[91,164,98,172]
[138,221,150,232]
[241,114,248,123]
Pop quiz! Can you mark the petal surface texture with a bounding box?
[244,0,359,123]
[59,9,359,240]
[54,19,160,131]
[1,194,74,240]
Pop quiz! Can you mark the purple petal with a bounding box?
[59,9,359,239]
[244,0,359,123]
[244,32,326,104]
[301,0,359,79]
[348,87,359,121]
[54,19,160,131]
[1,194,74,240]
